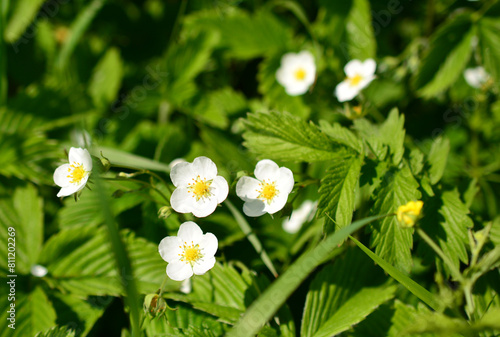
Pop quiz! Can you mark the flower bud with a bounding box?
[158,206,172,219]
[99,152,111,172]
[143,294,167,318]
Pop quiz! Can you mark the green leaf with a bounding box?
[478,17,500,84]
[301,249,396,337]
[318,155,362,230]
[413,14,475,97]
[4,0,45,42]
[379,108,405,165]
[409,148,425,176]
[0,286,57,337]
[226,215,384,337]
[243,111,351,162]
[419,189,472,272]
[40,226,169,297]
[351,238,442,311]
[370,166,421,273]
[345,0,376,60]
[57,181,144,229]
[318,120,364,154]
[427,137,450,185]
[88,47,123,109]
[34,326,76,337]
[92,146,172,172]
[0,183,43,274]
[352,119,387,161]
[185,9,293,59]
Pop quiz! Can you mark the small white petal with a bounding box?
[243,199,267,217]
[180,279,192,294]
[254,159,280,181]
[158,236,182,263]
[177,221,204,244]
[191,197,218,218]
[277,167,294,194]
[265,193,289,214]
[169,158,186,170]
[170,188,195,214]
[335,80,360,102]
[464,67,489,88]
[236,176,261,201]
[54,164,71,187]
[344,60,364,78]
[81,149,93,171]
[211,176,229,203]
[282,200,317,234]
[56,180,86,197]
[192,156,218,180]
[167,262,193,281]
[200,232,218,258]
[193,256,216,275]
[361,59,376,77]
[30,264,48,277]
[170,162,195,187]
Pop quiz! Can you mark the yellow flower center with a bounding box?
[188,176,213,201]
[348,74,363,86]
[397,200,424,228]
[257,180,279,205]
[67,162,87,184]
[294,68,307,81]
[179,241,202,265]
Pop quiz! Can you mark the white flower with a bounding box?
[168,158,186,170]
[53,147,93,197]
[158,221,218,281]
[335,59,376,102]
[30,264,48,277]
[282,200,317,234]
[179,278,192,294]
[276,51,316,96]
[170,156,229,218]
[236,159,294,217]
[464,66,490,88]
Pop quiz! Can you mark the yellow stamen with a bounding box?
[188,175,213,201]
[348,74,363,86]
[66,162,87,184]
[179,241,202,265]
[257,180,279,205]
[294,68,306,81]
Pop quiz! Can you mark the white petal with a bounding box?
[54,164,71,187]
[191,197,218,218]
[236,176,261,201]
[243,199,267,217]
[344,59,363,77]
[57,184,83,197]
[297,50,314,64]
[284,82,310,96]
[277,167,294,194]
[192,156,217,180]
[200,232,218,258]
[81,149,93,171]
[254,159,280,181]
[170,162,195,187]
[211,176,229,203]
[68,148,87,166]
[167,262,193,281]
[282,200,317,234]
[158,236,182,263]
[361,59,376,77]
[193,256,216,275]
[170,187,195,214]
[335,80,360,102]
[177,221,204,244]
[266,193,289,214]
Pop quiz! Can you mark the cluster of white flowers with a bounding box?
[53,152,298,282]
[275,51,376,102]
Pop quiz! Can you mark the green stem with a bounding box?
[94,175,141,337]
[224,200,278,278]
[55,0,106,70]
[158,274,170,297]
[103,177,171,205]
[416,228,464,283]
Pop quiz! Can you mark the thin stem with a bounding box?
[416,228,464,283]
[224,200,278,278]
[102,177,170,205]
[158,274,170,297]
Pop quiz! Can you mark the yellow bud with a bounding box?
[397,200,423,228]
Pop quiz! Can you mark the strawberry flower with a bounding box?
[53,147,92,197]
